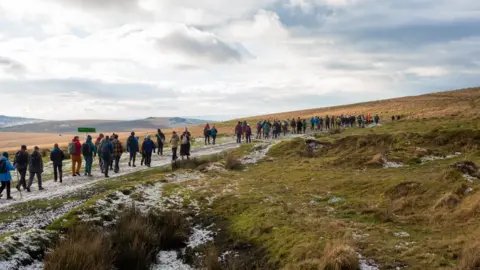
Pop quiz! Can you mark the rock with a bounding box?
[454,161,480,178]
[328,197,345,204]
[464,187,474,195]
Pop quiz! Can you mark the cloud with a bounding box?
[0,56,26,75]
[156,26,253,64]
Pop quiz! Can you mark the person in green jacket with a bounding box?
[81,135,97,177]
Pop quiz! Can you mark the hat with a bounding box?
[2,152,8,158]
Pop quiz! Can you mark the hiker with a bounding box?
[0,152,15,199]
[95,133,104,169]
[245,124,252,143]
[127,132,139,167]
[111,134,124,173]
[69,136,82,177]
[156,129,166,155]
[296,117,302,134]
[50,143,65,182]
[28,146,44,192]
[170,131,180,161]
[204,123,211,145]
[142,135,156,167]
[391,115,395,121]
[302,119,307,134]
[256,122,262,139]
[264,120,271,139]
[374,114,380,125]
[275,121,281,138]
[82,135,96,176]
[242,121,247,139]
[290,119,296,134]
[180,128,192,160]
[211,125,218,145]
[397,115,401,120]
[325,115,330,130]
[100,135,114,177]
[310,117,315,131]
[235,121,243,144]
[283,120,288,136]
[13,145,29,191]
[331,116,335,128]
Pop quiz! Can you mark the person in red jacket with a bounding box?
[71,136,82,176]
[235,122,243,144]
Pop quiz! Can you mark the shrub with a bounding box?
[224,152,243,170]
[321,240,359,270]
[44,226,114,270]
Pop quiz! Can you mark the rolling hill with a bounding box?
[0,115,45,128]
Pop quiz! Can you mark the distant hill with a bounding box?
[0,115,45,128]
[0,117,209,133]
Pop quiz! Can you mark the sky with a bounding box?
[0,0,479,121]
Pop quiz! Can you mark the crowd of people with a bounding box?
[0,114,385,199]
[232,113,382,143]
[0,127,196,199]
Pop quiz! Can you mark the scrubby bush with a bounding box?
[224,152,243,170]
[321,240,359,270]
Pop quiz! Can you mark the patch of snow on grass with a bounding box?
[187,225,215,249]
[151,251,192,270]
[393,231,410,238]
[382,159,404,168]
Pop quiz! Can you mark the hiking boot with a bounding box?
[133,164,136,167]
[105,175,109,178]
[16,186,21,192]
[26,187,31,192]
[128,162,131,167]
[6,196,13,200]
[72,174,77,177]
[88,174,93,177]
[76,173,81,176]
[39,187,45,191]
[84,173,87,176]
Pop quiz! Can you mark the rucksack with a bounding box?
[0,159,7,174]
[82,143,91,156]
[31,153,41,166]
[68,142,76,155]
[15,151,27,165]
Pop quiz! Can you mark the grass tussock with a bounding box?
[44,226,114,270]
[458,241,480,270]
[321,240,359,270]
[46,208,189,270]
[384,181,424,200]
[224,152,243,170]
[434,192,461,210]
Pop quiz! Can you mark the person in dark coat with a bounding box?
[27,146,44,192]
[296,117,303,134]
[50,143,65,183]
[156,129,166,156]
[142,135,156,167]
[245,124,252,143]
[127,131,139,167]
[100,136,114,177]
[180,128,192,160]
[13,145,29,191]
[203,124,211,145]
[211,125,218,145]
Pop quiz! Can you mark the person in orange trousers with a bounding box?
[70,136,82,176]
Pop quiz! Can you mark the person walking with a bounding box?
[95,133,104,168]
[170,131,180,161]
[211,125,218,145]
[156,129,166,156]
[127,132,139,167]
[100,136,114,177]
[203,123,211,145]
[374,114,380,125]
[235,122,243,144]
[283,120,288,136]
[0,152,15,199]
[50,143,65,182]
[242,121,247,139]
[112,134,124,173]
[264,120,271,139]
[245,124,252,143]
[290,119,296,134]
[180,128,192,160]
[82,135,96,176]
[69,136,82,177]
[325,115,330,130]
[256,122,262,139]
[142,135,156,167]
[13,145,29,191]
[302,119,307,134]
[27,146,44,192]
[296,117,302,134]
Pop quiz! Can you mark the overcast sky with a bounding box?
[1,0,479,120]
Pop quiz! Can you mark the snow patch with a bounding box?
[187,225,215,249]
[151,251,193,270]
[382,159,404,168]
[393,231,410,238]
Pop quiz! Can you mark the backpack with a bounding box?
[0,159,7,174]
[82,143,91,156]
[101,142,111,153]
[15,151,28,165]
[31,153,41,166]
[68,142,76,155]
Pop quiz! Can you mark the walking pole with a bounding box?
[16,171,23,199]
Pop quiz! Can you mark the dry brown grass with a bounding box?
[434,192,461,210]
[44,226,114,270]
[321,240,359,270]
[224,152,243,170]
[458,240,480,269]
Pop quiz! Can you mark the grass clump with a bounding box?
[458,241,480,270]
[224,152,243,170]
[44,226,114,270]
[321,240,359,270]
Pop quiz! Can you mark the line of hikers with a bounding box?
[233,114,381,143]
[0,128,195,199]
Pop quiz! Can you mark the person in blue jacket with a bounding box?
[142,135,156,167]
[0,152,15,199]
